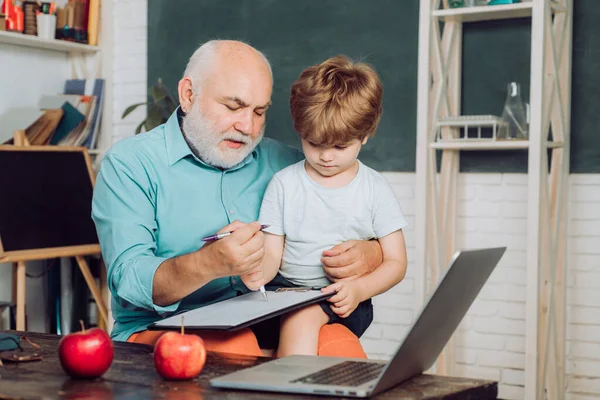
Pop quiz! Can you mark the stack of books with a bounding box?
[0,79,104,149]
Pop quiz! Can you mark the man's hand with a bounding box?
[242,231,285,292]
[321,240,382,282]
[240,267,266,291]
[322,281,363,318]
[152,221,265,306]
[195,220,265,280]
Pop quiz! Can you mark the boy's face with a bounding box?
[301,137,368,178]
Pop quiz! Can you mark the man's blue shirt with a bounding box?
[92,110,302,341]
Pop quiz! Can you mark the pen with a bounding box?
[259,285,268,302]
[201,224,270,242]
[201,224,270,301]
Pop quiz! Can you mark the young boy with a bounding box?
[252,55,408,356]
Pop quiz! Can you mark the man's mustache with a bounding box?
[220,124,265,146]
[221,134,251,145]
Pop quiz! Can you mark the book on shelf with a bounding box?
[26,109,64,145]
[40,94,95,147]
[64,79,104,149]
[48,101,86,145]
[55,0,99,45]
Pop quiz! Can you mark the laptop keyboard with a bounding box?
[291,361,385,387]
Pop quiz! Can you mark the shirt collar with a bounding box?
[165,107,194,167]
[164,107,261,169]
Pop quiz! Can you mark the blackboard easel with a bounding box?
[0,131,108,331]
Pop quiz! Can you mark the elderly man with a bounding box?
[92,40,382,357]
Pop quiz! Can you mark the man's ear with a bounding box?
[178,77,194,113]
[361,136,369,145]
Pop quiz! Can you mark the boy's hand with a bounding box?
[321,281,363,318]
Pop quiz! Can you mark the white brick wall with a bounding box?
[363,173,416,359]
[452,174,600,400]
[111,0,147,144]
[566,175,600,399]
[109,1,600,398]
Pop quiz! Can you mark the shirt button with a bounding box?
[230,209,235,215]
[231,277,237,284]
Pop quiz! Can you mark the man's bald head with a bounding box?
[183,40,272,91]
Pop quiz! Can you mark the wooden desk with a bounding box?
[0,331,497,399]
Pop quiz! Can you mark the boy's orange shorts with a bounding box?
[127,323,367,358]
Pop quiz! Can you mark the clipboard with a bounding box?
[148,289,333,331]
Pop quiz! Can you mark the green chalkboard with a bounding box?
[148,0,599,173]
[148,0,418,171]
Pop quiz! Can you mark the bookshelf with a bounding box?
[0,30,100,53]
[0,0,113,334]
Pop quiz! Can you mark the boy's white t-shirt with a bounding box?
[259,160,407,288]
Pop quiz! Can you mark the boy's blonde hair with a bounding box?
[290,55,383,146]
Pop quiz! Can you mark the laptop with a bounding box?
[210,247,506,398]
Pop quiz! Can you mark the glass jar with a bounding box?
[497,82,529,140]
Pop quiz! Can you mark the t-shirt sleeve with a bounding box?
[258,175,285,236]
[372,178,408,239]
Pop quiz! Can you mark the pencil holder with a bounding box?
[36,13,56,40]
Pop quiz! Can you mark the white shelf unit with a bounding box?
[430,140,563,150]
[436,114,504,141]
[0,1,113,333]
[432,1,563,22]
[415,1,572,399]
[433,2,534,21]
[0,30,100,53]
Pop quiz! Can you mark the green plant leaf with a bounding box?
[122,102,148,119]
[124,78,179,132]
[150,92,168,103]
[135,120,146,134]
[153,79,179,120]
[146,103,165,131]
[149,81,169,102]
[162,94,178,116]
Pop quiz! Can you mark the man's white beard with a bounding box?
[181,100,264,169]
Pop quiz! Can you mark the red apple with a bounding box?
[58,322,114,379]
[154,330,206,380]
